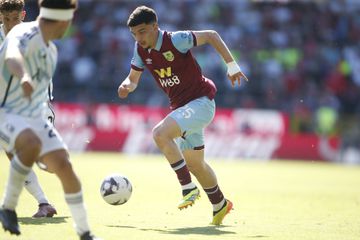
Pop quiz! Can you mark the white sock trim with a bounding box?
[181,182,196,191]
[213,199,226,212]
[204,186,219,195]
[65,191,83,205]
[1,155,30,210]
[172,160,186,171]
[65,190,90,235]
[12,155,31,175]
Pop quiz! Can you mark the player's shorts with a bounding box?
[45,101,56,124]
[168,96,215,151]
[0,111,67,157]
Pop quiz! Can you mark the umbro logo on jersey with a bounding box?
[145,58,152,64]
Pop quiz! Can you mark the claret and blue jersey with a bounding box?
[131,30,217,109]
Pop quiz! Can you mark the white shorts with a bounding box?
[0,112,67,157]
[45,101,56,124]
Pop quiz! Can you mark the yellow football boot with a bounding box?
[211,199,233,225]
[178,188,200,210]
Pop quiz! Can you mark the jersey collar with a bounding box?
[153,29,164,51]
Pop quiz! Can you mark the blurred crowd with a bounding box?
[24,0,360,138]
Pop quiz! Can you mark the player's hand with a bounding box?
[227,71,249,87]
[118,84,131,99]
[20,74,34,101]
[118,78,137,99]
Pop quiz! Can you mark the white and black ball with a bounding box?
[100,174,132,205]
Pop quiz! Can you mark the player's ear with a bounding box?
[152,22,158,30]
[21,10,26,20]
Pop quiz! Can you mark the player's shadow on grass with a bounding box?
[18,216,69,225]
[107,225,236,235]
[143,225,236,235]
[246,235,269,238]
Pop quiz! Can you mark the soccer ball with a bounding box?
[100,174,132,205]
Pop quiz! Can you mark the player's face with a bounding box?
[130,23,158,49]
[54,20,72,39]
[0,10,25,34]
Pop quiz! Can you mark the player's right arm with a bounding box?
[118,68,142,99]
[5,37,33,100]
[118,43,144,99]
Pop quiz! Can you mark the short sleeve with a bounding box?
[5,39,26,62]
[171,31,195,54]
[5,26,30,59]
[130,43,145,71]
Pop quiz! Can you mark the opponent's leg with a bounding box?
[6,151,57,218]
[24,170,57,218]
[40,150,99,239]
[1,129,41,235]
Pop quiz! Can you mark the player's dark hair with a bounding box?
[127,5,157,27]
[39,0,77,9]
[0,0,24,12]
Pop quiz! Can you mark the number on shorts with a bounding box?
[182,105,195,119]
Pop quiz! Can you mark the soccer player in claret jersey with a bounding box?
[118,5,248,225]
[0,0,57,219]
[0,0,101,239]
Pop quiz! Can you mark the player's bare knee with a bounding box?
[16,130,42,157]
[152,125,167,145]
[40,150,71,174]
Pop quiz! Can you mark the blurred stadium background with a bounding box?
[23,0,360,164]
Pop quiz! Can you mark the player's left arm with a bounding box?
[193,30,248,87]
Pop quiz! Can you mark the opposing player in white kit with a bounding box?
[0,0,57,219]
[0,0,100,239]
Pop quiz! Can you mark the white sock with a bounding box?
[65,191,90,235]
[2,155,31,210]
[213,199,226,212]
[181,182,196,191]
[24,170,49,205]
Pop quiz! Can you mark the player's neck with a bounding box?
[149,29,159,50]
[4,21,24,36]
[3,25,10,36]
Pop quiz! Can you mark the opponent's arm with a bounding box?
[193,30,248,87]
[118,68,142,99]
[5,43,33,99]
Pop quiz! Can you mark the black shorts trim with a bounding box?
[193,145,205,150]
[1,76,13,107]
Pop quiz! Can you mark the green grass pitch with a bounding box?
[0,152,359,240]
